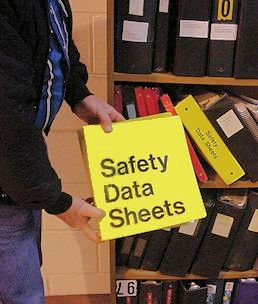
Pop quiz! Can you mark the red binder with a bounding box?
[135,87,148,117]
[144,87,160,115]
[160,94,208,183]
[114,85,123,114]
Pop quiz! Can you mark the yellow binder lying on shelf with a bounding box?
[175,95,245,185]
[78,113,206,241]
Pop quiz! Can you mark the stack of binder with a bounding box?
[114,0,258,78]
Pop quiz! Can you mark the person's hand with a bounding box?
[73,94,125,132]
[55,197,105,243]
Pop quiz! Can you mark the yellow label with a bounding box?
[175,95,245,185]
[79,114,206,241]
[218,0,234,21]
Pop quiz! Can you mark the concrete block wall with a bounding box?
[42,0,110,296]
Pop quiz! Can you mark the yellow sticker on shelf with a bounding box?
[79,113,206,241]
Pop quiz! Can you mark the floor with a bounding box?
[46,295,111,304]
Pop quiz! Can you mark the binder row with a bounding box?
[116,278,258,304]
[116,188,258,277]
[114,85,258,184]
[114,0,258,78]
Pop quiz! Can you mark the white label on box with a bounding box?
[211,213,234,238]
[210,23,238,41]
[248,209,258,233]
[179,220,199,236]
[207,284,217,294]
[180,20,209,38]
[129,0,144,16]
[225,282,234,292]
[122,20,149,42]
[159,0,169,13]
[116,280,138,297]
[216,109,244,138]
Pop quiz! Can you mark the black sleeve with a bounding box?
[0,13,72,215]
[64,38,93,109]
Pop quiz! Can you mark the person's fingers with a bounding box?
[109,110,125,122]
[80,203,105,219]
[81,222,102,243]
[98,111,113,133]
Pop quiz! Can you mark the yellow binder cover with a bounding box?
[79,113,206,241]
[175,95,245,185]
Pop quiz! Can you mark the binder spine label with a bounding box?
[222,281,234,304]
[210,24,238,41]
[178,220,198,236]
[122,20,149,42]
[166,287,173,304]
[216,109,244,138]
[129,0,144,16]
[116,280,138,297]
[207,284,217,304]
[147,292,153,304]
[134,239,147,257]
[211,214,234,238]
[159,0,169,13]
[179,20,209,38]
[218,0,234,21]
[248,209,258,232]
[126,104,137,119]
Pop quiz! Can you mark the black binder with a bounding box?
[204,94,258,182]
[127,233,151,269]
[172,0,212,76]
[221,280,235,304]
[141,228,174,271]
[234,0,258,78]
[122,85,138,119]
[153,0,172,72]
[162,281,178,304]
[139,281,163,304]
[116,236,136,266]
[207,0,239,77]
[115,0,159,74]
[206,280,224,304]
[224,189,258,271]
[159,189,216,276]
[178,281,207,304]
[190,189,247,277]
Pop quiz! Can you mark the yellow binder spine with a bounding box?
[175,95,245,185]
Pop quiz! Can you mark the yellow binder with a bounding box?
[79,113,206,241]
[175,95,245,185]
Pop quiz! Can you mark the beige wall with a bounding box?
[42,0,110,296]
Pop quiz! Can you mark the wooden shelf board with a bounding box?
[114,72,258,86]
[116,267,258,280]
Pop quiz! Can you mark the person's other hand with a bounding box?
[73,94,125,132]
[55,197,105,243]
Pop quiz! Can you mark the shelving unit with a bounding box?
[116,267,258,281]
[107,1,258,303]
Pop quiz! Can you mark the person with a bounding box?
[0,0,124,303]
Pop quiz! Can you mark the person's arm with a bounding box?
[0,12,72,214]
[65,39,125,131]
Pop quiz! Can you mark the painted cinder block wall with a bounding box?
[42,0,110,296]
